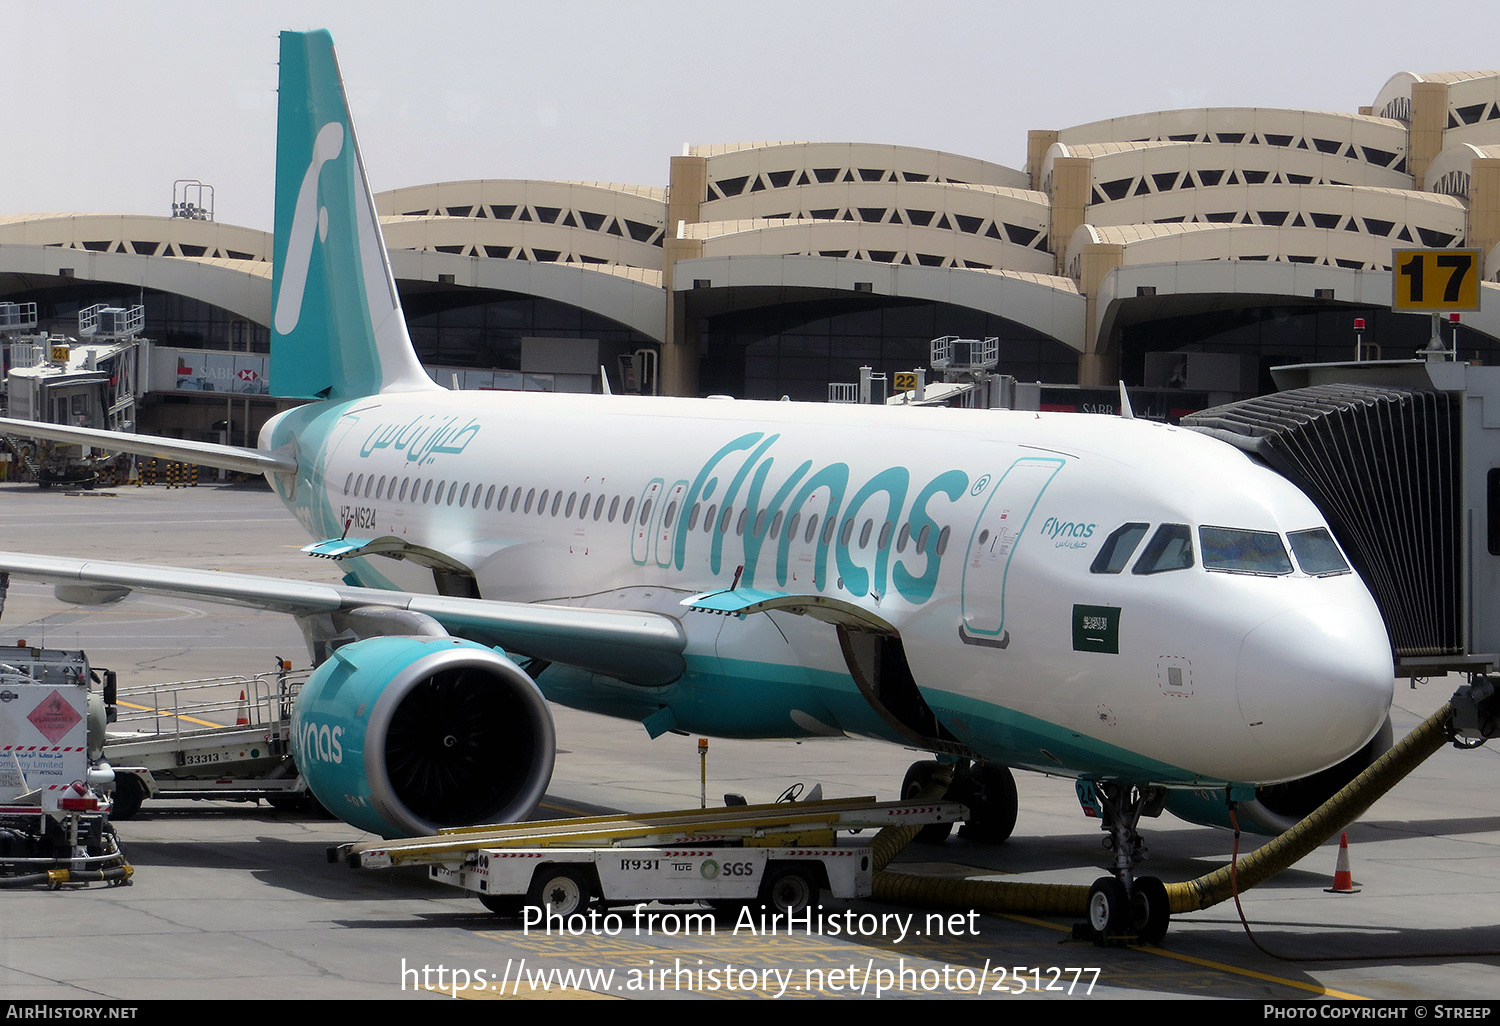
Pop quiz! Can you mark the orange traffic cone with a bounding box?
[1324,831,1360,893]
[235,690,249,726]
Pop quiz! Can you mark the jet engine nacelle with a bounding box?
[1162,716,1393,836]
[291,635,555,838]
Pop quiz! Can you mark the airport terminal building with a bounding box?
[4,67,1500,439]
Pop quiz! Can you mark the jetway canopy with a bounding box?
[1184,360,1500,675]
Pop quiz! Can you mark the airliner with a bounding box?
[0,30,1394,942]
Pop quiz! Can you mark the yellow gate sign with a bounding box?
[893,371,920,391]
[1392,248,1483,312]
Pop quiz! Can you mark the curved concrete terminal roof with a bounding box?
[6,67,1500,391]
[0,242,268,324]
[692,141,1030,191]
[0,213,271,262]
[673,253,1083,350]
[1425,143,1500,200]
[1044,139,1414,194]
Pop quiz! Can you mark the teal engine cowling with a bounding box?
[291,636,555,838]
[1163,716,1393,835]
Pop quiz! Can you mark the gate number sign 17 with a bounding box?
[1392,248,1483,311]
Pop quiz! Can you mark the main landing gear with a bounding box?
[1077,782,1170,946]
[901,759,1018,845]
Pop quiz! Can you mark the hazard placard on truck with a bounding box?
[0,680,89,805]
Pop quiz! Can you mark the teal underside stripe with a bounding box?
[920,687,1229,787]
[537,651,1234,789]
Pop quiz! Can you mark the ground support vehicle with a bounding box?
[104,665,313,817]
[0,651,130,888]
[336,797,967,916]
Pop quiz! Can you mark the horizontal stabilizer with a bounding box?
[0,416,297,477]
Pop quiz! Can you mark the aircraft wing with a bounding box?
[0,417,296,477]
[0,552,685,685]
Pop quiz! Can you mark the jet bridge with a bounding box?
[1182,358,1500,677]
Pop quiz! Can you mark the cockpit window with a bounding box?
[1199,527,1293,575]
[1090,522,1150,574]
[1288,528,1351,576]
[1132,524,1194,575]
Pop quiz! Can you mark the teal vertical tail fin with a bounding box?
[271,30,437,400]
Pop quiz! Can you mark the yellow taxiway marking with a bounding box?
[1001,912,1369,1001]
[116,699,224,730]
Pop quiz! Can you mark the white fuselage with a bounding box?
[265,390,1394,790]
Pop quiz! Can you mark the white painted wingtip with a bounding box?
[600,365,612,396]
[1118,381,1135,420]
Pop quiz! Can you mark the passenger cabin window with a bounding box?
[1091,523,1149,574]
[1288,528,1351,576]
[1132,524,1194,575]
[1199,527,1292,575]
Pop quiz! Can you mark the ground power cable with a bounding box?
[1220,779,1500,962]
[867,700,1462,944]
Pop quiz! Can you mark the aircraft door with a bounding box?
[631,478,664,565]
[959,456,1065,647]
[654,480,689,568]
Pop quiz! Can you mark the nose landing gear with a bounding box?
[1076,781,1171,946]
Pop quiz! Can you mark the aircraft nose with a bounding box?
[1235,602,1393,781]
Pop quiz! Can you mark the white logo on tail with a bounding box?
[273,121,345,335]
